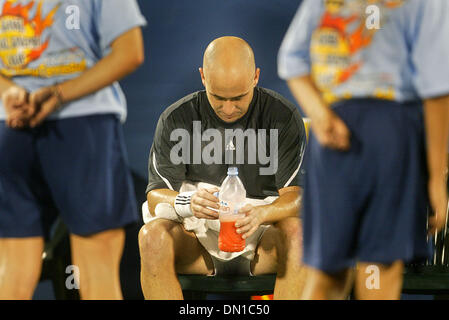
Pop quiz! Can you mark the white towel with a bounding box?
[142,181,278,261]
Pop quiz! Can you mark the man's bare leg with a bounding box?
[251,217,307,299]
[354,261,404,300]
[70,228,125,300]
[301,267,354,300]
[138,219,214,300]
[0,237,44,300]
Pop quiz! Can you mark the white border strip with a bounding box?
[152,153,174,190]
[283,142,306,188]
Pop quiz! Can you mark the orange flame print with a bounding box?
[0,0,60,70]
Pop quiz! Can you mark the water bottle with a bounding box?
[218,167,246,252]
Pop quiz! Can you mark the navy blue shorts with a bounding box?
[0,114,138,237]
[303,99,432,274]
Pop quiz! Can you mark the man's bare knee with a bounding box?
[139,220,177,264]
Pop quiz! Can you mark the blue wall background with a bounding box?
[121,0,303,183]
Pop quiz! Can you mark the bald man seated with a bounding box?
[138,36,308,300]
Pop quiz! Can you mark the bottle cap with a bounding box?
[227,167,238,176]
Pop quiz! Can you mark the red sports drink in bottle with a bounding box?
[218,167,246,252]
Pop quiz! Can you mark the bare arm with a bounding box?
[424,96,449,181]
[29,27,145,127]
[424,95,449,234]
[287,75,350,150]
[147,189,178,218]
[147,187,220,219]
[58,27,144,103]
[260,186,302,224]
[287,75,328,123]
[0,76,18,94]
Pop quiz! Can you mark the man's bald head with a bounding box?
[202,37,256,90]
[199,36,260,123]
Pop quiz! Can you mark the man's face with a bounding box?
[200,68,260,123]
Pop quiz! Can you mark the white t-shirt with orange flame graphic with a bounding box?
[278,0,449,104]
[0,0,146,122]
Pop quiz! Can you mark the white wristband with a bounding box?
[174,191,196,218]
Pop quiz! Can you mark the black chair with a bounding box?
[179,274,276,300]
[403,266,449,296]
[402,208,449,297]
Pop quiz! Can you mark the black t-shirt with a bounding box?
[146,87,307,199]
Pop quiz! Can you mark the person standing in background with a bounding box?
[278,0,449,299]
[0,0,146,299]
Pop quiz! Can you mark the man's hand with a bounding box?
[190,187,220,219]
[312,108,351,151]
[235,204,266,239]
[2,86,34,129]
[428,177,449,235]
[29,86,63,128]
[2,85,64,129]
